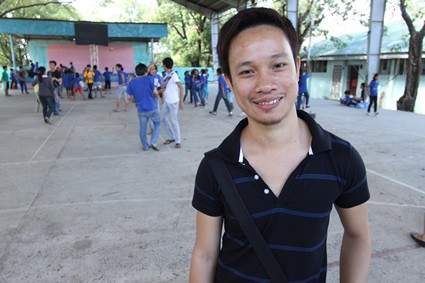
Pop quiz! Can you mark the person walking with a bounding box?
[92,65,104,98]
[103,67,112,95]
[48,61,62,115]
[161,57,184,148]
[31,66,57,124]
[17,66,29,94]
[190,8,371,283]
[2,66,10,96]
[367,73,380,116]
[297,70,311,109]
[113,64,129,112]
[209,68,233,116]
[126,63,161,151]
[83,65,95,100]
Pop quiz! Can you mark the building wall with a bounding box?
[308,59,425,115]
[29,40,149,75]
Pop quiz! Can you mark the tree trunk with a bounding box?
[397,33,423,112]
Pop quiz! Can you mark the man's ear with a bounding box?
[224,74,233,92]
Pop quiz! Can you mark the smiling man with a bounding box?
[189,8,371,283]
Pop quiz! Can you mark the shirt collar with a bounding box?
[218,110,332,163]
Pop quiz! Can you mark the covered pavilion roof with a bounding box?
[0,18,167,42]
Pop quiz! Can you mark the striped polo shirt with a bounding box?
[192,110,370,283]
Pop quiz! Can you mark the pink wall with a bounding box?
[47,43,90,73]
[98,43,135,73]
[47,42,135,74]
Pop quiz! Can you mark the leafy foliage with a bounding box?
[0,0,79,65]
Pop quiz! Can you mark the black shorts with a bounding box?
[105,80,111,89]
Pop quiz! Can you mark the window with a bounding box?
[379,59,390,74]
[311,61,327,73]
[397,59,405,75]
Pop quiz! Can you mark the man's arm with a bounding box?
[189,211,222,283]
[336,203,371,283]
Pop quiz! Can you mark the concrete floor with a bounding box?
[0,84,424,282]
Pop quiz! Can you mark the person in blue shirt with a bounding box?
[296,70,311,110]
[183,70,192,103]
[209,68,233,116]
[103,67,112,95]
[9,69,18,90]
[201,69,209,102]
[93,65,104,98]
[147,64,163,132]
[126,63,161,151]
[114,64,129,112]
[192,69,204,107]
[72,72,86,100]
[367,73,380,116]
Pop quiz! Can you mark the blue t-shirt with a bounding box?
[150,73,163,89]
[184,75,192,88]
[218,75,228,95]
[94,70,101,82]
[299,74,311,93]
[118,70,128,85]
[202,74,208,87]
[103,71,112,81]
[193,75,203,90]
[126,76,156,112]
[74,77,82,88]
[369,80,379,96]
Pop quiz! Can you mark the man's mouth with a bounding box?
[254,96,284,105]
[257,97,283,105]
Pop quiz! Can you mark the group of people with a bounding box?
[126,58,183,151]
[183,68,210,107]
[1,65,30,96]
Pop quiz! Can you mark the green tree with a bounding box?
[150,0,211,67]
[396,0,425,112]
[0,0,79,66]
[268,0,366,69]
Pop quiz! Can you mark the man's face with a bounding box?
[226,25,300,126]
[49,63,56,71]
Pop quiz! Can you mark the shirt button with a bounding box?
[264,189,270,194]
[254,175,259,180]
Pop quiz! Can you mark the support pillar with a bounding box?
[150,38,154,63]
[366,0,386,83]
[211,12,219,74]
[287,0,299,32]
[9,35,16,70]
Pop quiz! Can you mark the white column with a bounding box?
[366,0,386,82]
[211,12,219,74]
[287,0,299,32]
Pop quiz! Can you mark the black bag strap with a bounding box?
[206,155,288,283]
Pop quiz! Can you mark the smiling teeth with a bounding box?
[259,99,280,105]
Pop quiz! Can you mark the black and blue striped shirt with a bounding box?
[192,110,370,283]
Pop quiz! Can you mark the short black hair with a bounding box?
[135,63,147,76]
[105,67,109,71]
[49,60,57,66]
[217,67,223,75]
[93,65,97,70]
[163,57,173,69]
[217,8,299,82]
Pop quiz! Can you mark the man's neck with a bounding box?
[243,110,304,149]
